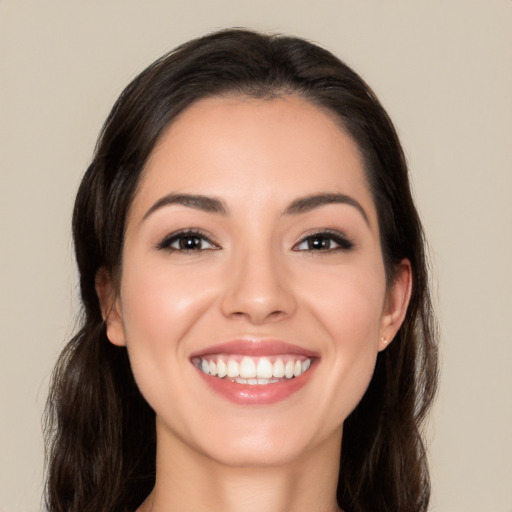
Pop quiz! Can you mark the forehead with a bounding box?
[131,94,377,224]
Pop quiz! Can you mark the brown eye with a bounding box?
[176,235,204,250]
[157,230,219,252]
[294,231,354,252]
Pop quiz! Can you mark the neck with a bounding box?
[138,420,342,512]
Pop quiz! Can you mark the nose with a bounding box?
[220,247,297,325]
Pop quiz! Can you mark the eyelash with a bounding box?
[293,229,355,253]
[156,229,219,253]
[156,228,354,254]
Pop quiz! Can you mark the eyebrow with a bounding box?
[142,192,369,225]
[142,193,228,221]
[284,193,369,225]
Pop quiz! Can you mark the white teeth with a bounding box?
[216,359,227,378]
[239,357,257,378]
[285,360,294,379]
[257,357,273,379]
[234,377,281,385]
[272,358,285,378]
[198,355,312,382]
[226,359,240,378]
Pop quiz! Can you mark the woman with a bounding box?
[45,29,438,512]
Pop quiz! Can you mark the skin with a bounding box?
[97,95,412,512]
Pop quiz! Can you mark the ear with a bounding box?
[378,259,412,351]
[95,267,126,347]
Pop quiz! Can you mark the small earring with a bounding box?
[381,337,388,344]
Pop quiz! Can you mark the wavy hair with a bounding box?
[45,28,438,512]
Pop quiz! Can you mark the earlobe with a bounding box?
[378,259,412,351]
[95,267,126,347]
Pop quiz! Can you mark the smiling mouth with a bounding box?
[192,355,312,385]
[190,340,318,404]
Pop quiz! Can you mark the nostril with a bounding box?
[227,308,289,325]
[219,259,298,323]
[267,310,288,320]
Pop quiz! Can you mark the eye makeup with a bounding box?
[155,226,355,255]
[293,228,355,253]
[155,229,220,253]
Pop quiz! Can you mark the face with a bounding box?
[99,95,411,469]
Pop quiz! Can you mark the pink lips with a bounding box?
[190,340,318,405]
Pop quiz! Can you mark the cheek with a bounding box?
[300,259,386,341]
[296,263,386,417]
[119,256,216,346]
[117,256,219,403]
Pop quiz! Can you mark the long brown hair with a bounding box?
[45,29,438,512]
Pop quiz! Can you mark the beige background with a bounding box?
[1,1,511,511]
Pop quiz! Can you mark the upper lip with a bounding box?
[189,339,319,359]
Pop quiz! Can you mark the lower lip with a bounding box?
[195,364,316,405]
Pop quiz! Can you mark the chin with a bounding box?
[157,406,343,471]
[207,435,309,468]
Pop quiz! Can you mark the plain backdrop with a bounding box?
[1,1,511,511]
